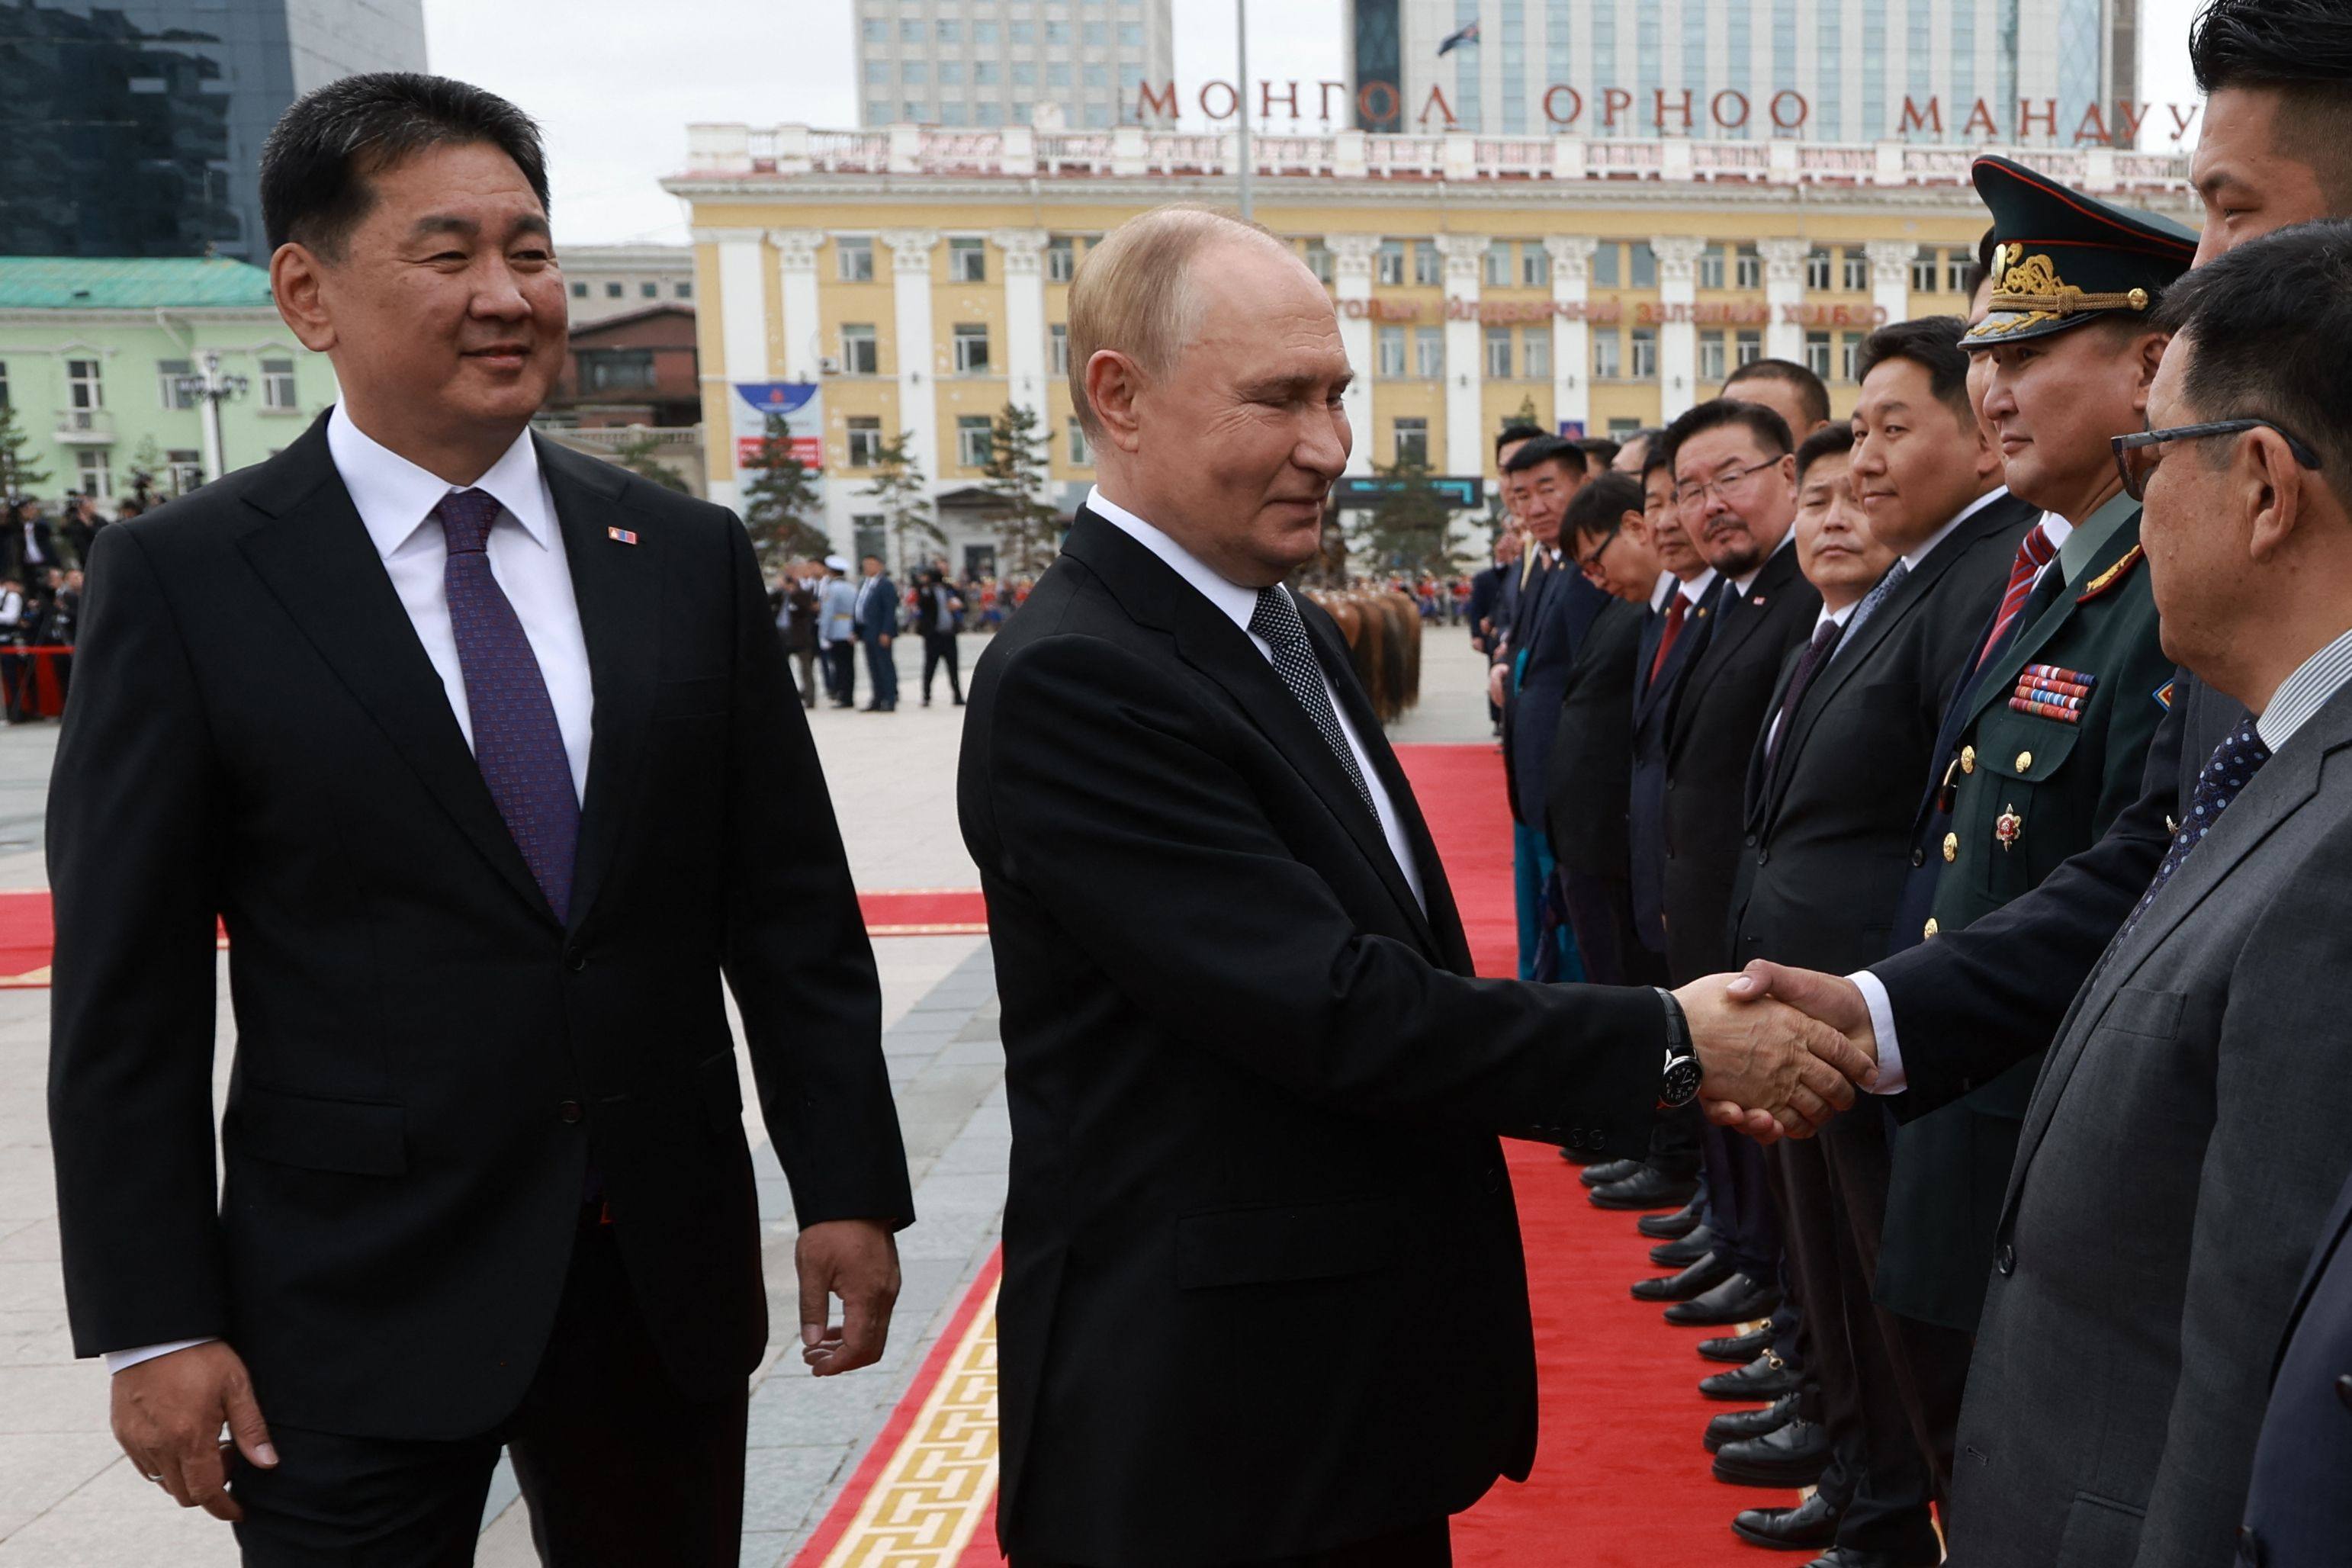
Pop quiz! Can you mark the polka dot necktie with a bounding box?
[1250,586,1377,820]
[435,488,580,921]
[2122,716,2271,940]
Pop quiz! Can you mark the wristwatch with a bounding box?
[1654,988,1702,1110]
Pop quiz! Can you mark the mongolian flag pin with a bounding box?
[608,527,640,545]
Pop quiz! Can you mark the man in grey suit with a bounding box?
[1936,223,2352,1565]
[818,554,858,708]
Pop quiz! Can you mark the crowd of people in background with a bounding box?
[0,491,122,722]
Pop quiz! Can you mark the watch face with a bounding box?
[1662,1057,1704,1108]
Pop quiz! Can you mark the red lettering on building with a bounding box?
[1769,91,1811,133]
[1543,85,1584,127]
[1711,91,1751,131]
[1419,85,1459,128]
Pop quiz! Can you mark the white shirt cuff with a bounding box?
[1849,969,1906,1094]
[103,1337,220,1375]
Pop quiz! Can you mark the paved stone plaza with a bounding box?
[0,621,1490,1565]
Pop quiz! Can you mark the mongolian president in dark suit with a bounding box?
[957,205,1873,1568]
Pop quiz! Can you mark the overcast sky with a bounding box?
[420,0,2206,248]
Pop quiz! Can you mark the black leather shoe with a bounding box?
[1590,1165,1701,1210]
[1712,1417,1831,1487]
[1704,1392,1798,1452]
[1664,1271,1784,1326]
[1631,1251,1733,1302]
[1650,1224,1717,1268]
[1699,1325,1773,1363]
[1637,1197,1704,1239]
[1801,1549,1941,1568]
[1730,1491,1843,1551]
[1579,1156,1644,1189]
[1699,1350,1801,1402]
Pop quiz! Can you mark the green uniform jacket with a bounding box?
[1876,502,2173,1332]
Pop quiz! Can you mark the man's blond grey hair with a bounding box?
[1065,204,1302,437]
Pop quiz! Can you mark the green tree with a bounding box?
[1351,449,1466,579]
[737,413,831,564]
[978,401,1061,572]
[861,430,945,576]
[613,429,691,496]
[1512,392,1541,428]
[127,435,165,502]
[0,401,50,501]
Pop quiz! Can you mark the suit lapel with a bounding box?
[1668,555,1787,763]
[233,419,554,924]
[538,439,660,934]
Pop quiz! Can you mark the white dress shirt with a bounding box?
[104,407,597,1375]
[1086,486,1425,912]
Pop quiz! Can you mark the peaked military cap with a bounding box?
[1963,155,2198,347]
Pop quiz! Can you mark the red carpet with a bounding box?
[1393,743,1795,1565]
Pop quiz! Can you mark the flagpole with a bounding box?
[1235,0,1252,220]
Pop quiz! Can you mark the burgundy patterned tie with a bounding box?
[435,488,580,920]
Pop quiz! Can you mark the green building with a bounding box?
[0,257,338,505]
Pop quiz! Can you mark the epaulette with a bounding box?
[2075,542,2145,603]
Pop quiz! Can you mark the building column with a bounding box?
[993,228,1052,423]
[696,226,771,512]
[879,229,941,487]
[1544,236,1597,437]
[1326,234,1381,476]
[1759,239,1809,363]
[770,229,825,381]
[1865,239,1916,333]
[1437,233,1488,477]
[1652,236,1707,423]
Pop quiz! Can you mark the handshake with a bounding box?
[1674,962,1881,1143]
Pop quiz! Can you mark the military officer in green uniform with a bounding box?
[1868,155,2197,1504]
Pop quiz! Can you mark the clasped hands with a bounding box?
[1676,961,1881,1143]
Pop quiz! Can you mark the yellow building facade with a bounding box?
[664,125,2192,570]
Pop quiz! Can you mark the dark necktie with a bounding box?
[1765,615,1845,777]
[1251,586,1377,818]
[435,488,580,920]
[1647,594,1688,689]
[2121,717,2270,939]
[1974,522,2060,675]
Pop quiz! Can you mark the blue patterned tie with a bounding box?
[1838,560,1910,651]
[2122,716,2270,939]
[435,489,580,921]
[1251,586,1377,818]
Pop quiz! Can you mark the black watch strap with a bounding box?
[1654,988,1701,1110]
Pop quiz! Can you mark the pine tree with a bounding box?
[738,413,831,564]
[978,401,1061,572]
[1353,448,1466,579]
[861,431,946,576]
[1512,392,1541,429]
[613,430,692,496]
[0,401,50,502]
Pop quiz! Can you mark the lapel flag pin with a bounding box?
[607,527,639,545]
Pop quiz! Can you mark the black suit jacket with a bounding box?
[1660,545,1819,983]
[46,414,911,1440]
[1543,595,1645,878]
[956,508,1666,1565]
[1729,493,2032,975]
[856,573,899,641]
[1629,581,1711,953]
[1467,563,1503,644]
[1507,558,1610,827]
[2241,1165,2352,1566]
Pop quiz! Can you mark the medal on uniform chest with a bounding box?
[1995,804,2023,851]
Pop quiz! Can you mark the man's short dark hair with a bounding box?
[2190,0,2352,207]
[1663,398,1794,468]
[1722,358,1831,429]
[260,72,551,256]
[1854,316,1972,419]
[1501,434,1589,477]
[1494,420,1545,461]
[2149,218,2352,507]
[1563,472,1644,546]
[1962,224,2000,298]
[1795,426,1856,484]
[1575,435,1621,468]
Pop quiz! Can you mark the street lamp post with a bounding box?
[170,350,249,485]
[1235,0,1252,220]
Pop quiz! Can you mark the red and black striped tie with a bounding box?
[1974,522,2059,676]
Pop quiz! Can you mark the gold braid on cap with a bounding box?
[1977,245,2152,337]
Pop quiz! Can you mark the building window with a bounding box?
[1840,331,1865,383]
[1377,326,1407,378]
[1946,249,1972,294]
[1521,245,1550,288]
[1049,323,1069,376]
[1630,243,1657,289]
[1393,417,1429,465]
[1483,243,1512,288]
[1608,417,1641,438]
[863,17,886,41]
[638,281,657,298]
[1046,236,1076,282]
[166,450,202,493]
[1010,20,1034,43]
[936,16,960,41]
[1305,242,1335,284]
[1592,244,1621,288]
[260,358,297,410]
[973,60,999,85]
[66,358,102,410]
[1736,246,1762,289]
[853,516,886,561]
[1735,329,1762,368]
[841,324,879,374]
[1012,60,1036,85]
[156,358,196,410]
[956,415,993,468]
[1910,248,1939,294]
[581,348,657,391]
[952,323,991,374]
[1082,62,1108,88]
[675,281,692,299]
[977,101,1004,127]
[1593,332,1621,381]
[866,99,891,123]
[940,60,966,86]
[948,237,987,282]
[1804,329,1833,378]
[1081,19,1107,44]
[1630,328,1657,380]
[975,18,998,43]
[0,362,8,406]
[1522,329,1550,381]
[77,448,111,498]
[1695,330,1730,384]
[1412,241,1441,287]
[570,281,588,298]
[1842,250,1869,292]
[1698,245,1727,290]
[1047,60,1072,86]
[1805,249,1832,291]
[1484,326,1513,379]
[1119,21,1142,45]
[846,417,883,468]
[899,18,921,41]
[1377,239,1406,286]
[1414,326,1444,379]
[1068,417,1094,466]
[604,281,624,298]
